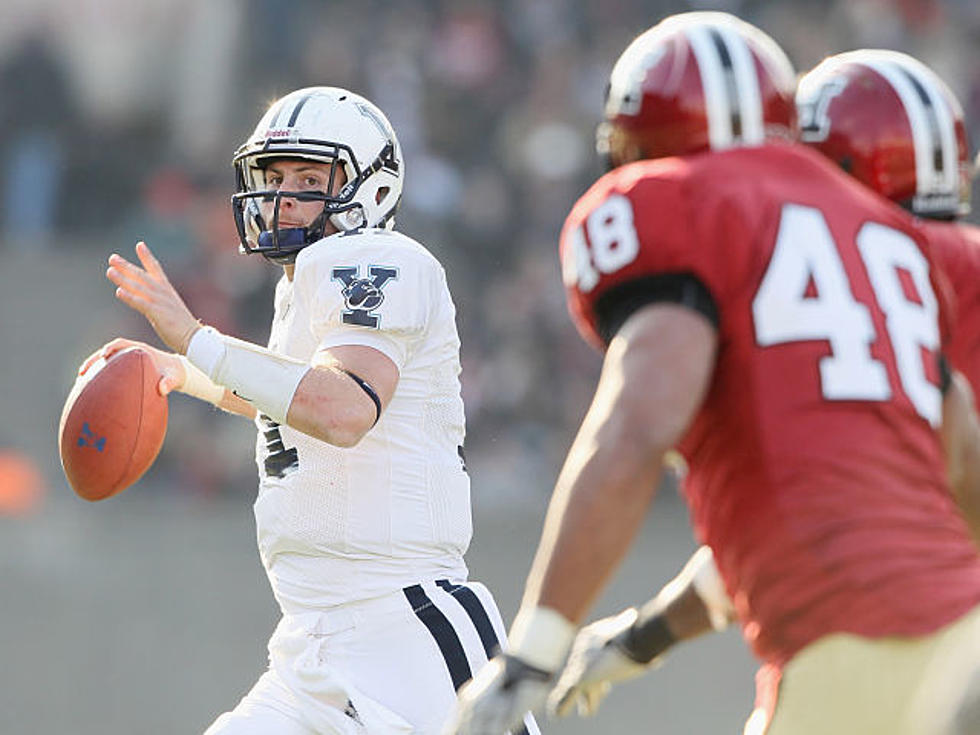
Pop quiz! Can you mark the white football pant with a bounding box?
[204,580,540,735]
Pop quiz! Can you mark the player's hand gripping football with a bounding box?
[78,338,187,397]
[443,654,553,734]
[106,241,201,354]
[548,607,658,718]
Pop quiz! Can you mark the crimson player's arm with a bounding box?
[548,545,733,718]
[941,370,980,544]
[520,301,718,625]
[624,544,734,659]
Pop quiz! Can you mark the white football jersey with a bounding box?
[252,229,472,612]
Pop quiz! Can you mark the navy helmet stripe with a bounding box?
[287,92,314,127]
[269,98,290,128]
[404,584,472,690]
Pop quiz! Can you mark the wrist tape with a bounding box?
[186,326,309,425]
[177,355,226,405]
[623,608,676,664]
[508,605,577,673]
[689,545,735,631]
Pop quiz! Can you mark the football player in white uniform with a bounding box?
[83,87,540,735]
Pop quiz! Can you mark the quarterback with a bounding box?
[446,14,980,735]
[83,88,538,735]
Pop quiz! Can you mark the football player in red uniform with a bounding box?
[446,14,980,735]
[548,47,980,732]
[798,49,980,543]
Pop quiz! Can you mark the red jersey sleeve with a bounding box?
[560,158,749,350]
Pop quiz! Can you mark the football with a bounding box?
[58,347,168,501]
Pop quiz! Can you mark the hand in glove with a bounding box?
[549,607,668,718]
[443,653,551,735]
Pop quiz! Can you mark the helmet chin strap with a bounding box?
[257,227,308,250]
[255,203,334,264]
[256,227,308,265]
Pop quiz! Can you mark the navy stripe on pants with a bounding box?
[407,581,531,735]
[403,583,472,691]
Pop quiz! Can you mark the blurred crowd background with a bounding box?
[0,0,978,733]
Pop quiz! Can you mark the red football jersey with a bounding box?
[560,142,980,667]
[923,220,980,400]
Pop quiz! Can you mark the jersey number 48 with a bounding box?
[566,198,941,426]
[754,203,941,426]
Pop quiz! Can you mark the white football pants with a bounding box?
[204,579,540,735]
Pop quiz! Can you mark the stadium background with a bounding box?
[0,0,977,732]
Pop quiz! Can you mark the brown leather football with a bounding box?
[58,347,168,501]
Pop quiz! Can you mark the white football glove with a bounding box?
[548,607,659,718]
[443,654,552,735]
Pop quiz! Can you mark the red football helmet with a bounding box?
[598,12,797,169]
[797,49,971,218]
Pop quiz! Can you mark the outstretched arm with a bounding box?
[519,303,717,637]
[445,303,718,734]
[105,241,396,447]
[79,337,257,418]
[541,367,980,722]
[549,545,734,718]
[539,363,980,724]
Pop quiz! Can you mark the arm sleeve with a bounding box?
[594,272,720,344]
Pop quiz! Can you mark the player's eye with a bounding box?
[266,175,283,188]
[304,176,323,189]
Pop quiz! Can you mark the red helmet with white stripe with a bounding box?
[597,12,797,169]
[797,50,971,219]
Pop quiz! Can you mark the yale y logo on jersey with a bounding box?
[332,265,398,328]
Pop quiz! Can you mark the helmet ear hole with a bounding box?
[376,186,390,205]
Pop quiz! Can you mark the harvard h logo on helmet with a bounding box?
[232,87,404,264]
[598,12,797,169]
[797,50,971,219]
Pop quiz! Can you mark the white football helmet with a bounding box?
[232,86,403,264]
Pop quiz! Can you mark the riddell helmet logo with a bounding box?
[265,128,296,139]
